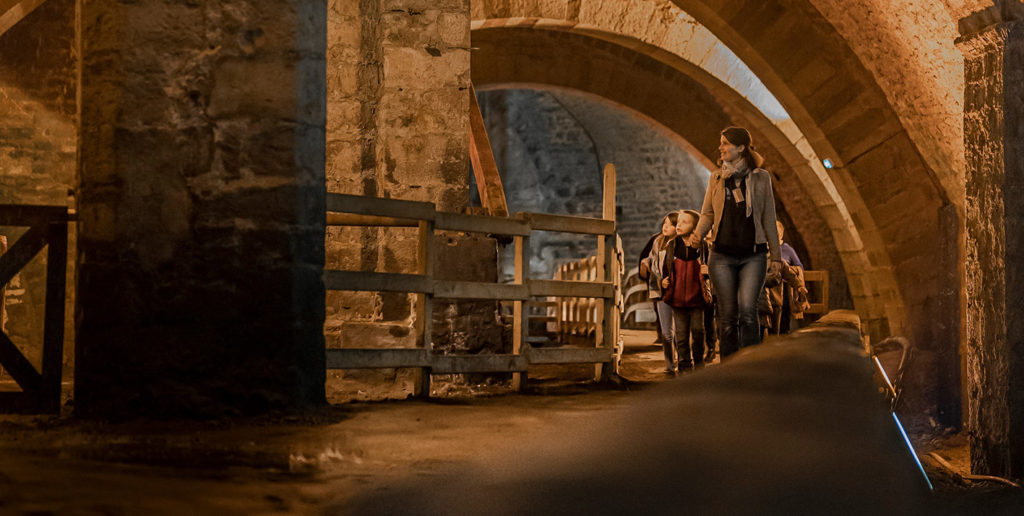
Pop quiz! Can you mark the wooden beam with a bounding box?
[433,280,529,301]
[529,279,614,299]
[0,0,48,40]
[39,221,66,412]
[597,163,618,380]
[326,213,418,227]
[0,205,67,227]
[518,212,615,235]
[325,193,435,222]
[326,348,428,369]
[527,347,613,365]
[0,225,47,288]
[435,212,530,236]
[0,331,41,393]
[431,354,528,374]
[512,234,530,391]
[468,84,509,217]
[413,220,435,397]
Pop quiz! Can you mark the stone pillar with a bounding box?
[957,4,1024,477]
[325,0,493,399]
[75,0,327,416]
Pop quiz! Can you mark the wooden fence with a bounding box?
[0,205,68,414]
[324,165,621,396]
[553,245,624,343]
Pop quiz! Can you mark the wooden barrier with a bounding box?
[0,205,68,414]
[325,165,621,394]
[802,270,830,315]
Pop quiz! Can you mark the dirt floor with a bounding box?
[0,330,1021,514]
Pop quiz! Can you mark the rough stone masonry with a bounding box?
[74,0,328,416]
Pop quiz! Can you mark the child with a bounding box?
[641,212,680,372]
[658,210,708,372]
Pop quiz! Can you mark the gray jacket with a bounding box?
[694,167,782,261]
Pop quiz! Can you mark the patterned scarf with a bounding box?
[721,157,754,217]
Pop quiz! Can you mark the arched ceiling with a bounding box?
[472,26,891,330]
[472,0,968,346]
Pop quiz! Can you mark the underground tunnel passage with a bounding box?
[0,0,1024,513]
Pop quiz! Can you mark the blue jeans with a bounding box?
[708,250,767,357]
[656,302,705,369]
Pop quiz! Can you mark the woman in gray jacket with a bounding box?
[688,127,781,357]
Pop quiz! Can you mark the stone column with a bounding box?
[957,3,1024,477]
[75,0,327,416]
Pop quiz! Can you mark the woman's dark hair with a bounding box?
[721,126,765,169]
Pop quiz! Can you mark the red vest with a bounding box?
[663,257,704,308]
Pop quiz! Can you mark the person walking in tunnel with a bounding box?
[688,127,781,358]
[770,220,810,334]
[701,233,718,363]
[658,210,708,372]
[637,221,672,346]
[640,211,680,372]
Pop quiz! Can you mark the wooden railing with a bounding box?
[553,245,624,343]
[802,270,830,315]
[0,205,68,414]
[324,166,620,396]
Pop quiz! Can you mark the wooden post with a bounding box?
[468,84,509,217]
[413,220,435,397]
[512,234,530,391]
[596,163,617,380]
[0,235,6,336]
[40,220,67,412]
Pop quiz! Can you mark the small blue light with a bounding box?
[822,158,834,170]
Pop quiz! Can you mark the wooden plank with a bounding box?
[413,220,435,397]
[0,331,41,393]
[0,205,67,227]
[468,84,510,217]
[597,163,618,380]
[512,234,530,391]
[0,0,47,41]
[0,225,47,288]
[323,270,433,293]
[39,222,67,413]
[325,348,429,369]
[803,270,829,315]
[527,347,613,365]
[326,213,418,227]
[519,212,615,235]
[529,279,614,299]
[435,212,529,236]
[431,354,528,374]
[0,235,6,336]
[433,281,529,301]
[325,193,435,222]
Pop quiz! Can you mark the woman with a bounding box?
[688,127,781,358]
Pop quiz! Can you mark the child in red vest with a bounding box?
[658,210,708,372]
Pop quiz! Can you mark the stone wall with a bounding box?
[958,9,1024,478]
[0,0,76,379]
[326,0,498,399]
[477,88,711,280]
[74,0,328,416]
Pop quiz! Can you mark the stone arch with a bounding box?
[471,22,888,334]
[472,0,964,421]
